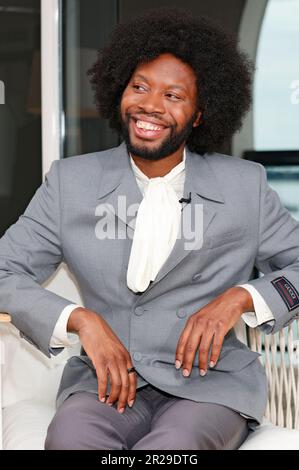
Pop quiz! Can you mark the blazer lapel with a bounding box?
[96,142,143,231]
[139,147,226,294]
[96,142,226,295]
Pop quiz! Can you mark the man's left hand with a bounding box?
[174,286,254,377]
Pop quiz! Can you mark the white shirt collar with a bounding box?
[130,148,186,183]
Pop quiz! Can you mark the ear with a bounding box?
[192,111,202,128]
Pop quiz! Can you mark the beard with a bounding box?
[120,111,198,161]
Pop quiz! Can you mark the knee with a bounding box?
[166,427,207,450]
[133,426,198,450]
[44,393,128,450]
[45,406,77,450]
[44,394,92,450]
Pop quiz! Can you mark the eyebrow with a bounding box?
[133,74,187,93]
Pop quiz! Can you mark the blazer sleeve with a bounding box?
[0,160,74,357]
[247,164,299,334]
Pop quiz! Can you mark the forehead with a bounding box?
[131,53,197,87]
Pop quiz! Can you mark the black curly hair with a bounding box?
[88,7,254,155]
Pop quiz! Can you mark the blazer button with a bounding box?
[133,352,142,361]
[135,307,144,316]
[177,307,187,319]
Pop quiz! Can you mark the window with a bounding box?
[253,0,299,221]
[254,0,299,150]
[61,0,119,158]
[0,0,42,236]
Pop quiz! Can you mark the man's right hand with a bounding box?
[67,307,136,414]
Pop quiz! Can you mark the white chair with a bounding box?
[1,265,299,449]
[0,263,82,450]
[238,321,299,449]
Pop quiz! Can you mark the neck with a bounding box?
[131,145,185,178]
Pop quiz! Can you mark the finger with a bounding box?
[96,362,109,402]
[209,328,225,368]
[127,364,137,408]
[115,360,131,413]
[106,364,122,406]
[197,330,215,375]
[175,319,194,369]
[181,329,202,377]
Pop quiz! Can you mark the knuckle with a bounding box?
[119,359,128,369]
[199,354,207,362]
[112,381,122,389]
[199,348,208,355]
[195,315,204,324]
[94,361,105,374]
[176,348,184,358]
[186,343,195,353]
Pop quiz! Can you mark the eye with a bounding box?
[165,93,181,101]
[132,84,147,92]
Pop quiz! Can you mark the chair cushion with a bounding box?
[3,400,55,450]
[3,400,299,450]
[239,419,299,450]
[1,323,80,408]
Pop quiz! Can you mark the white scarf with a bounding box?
[126,151,185,293]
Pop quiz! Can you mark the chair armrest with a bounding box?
[0,313,11,323]
[0,312,11,449]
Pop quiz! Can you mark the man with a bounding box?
[0,8,299,450]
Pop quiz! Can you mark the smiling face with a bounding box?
[120,53,202,161]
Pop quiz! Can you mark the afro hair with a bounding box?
[88,7,254,155]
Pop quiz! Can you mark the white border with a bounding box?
[41,0,61,178]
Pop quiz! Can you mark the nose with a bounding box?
[137,91,165,115]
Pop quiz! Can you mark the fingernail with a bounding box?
[209,361,215,368]
[200,369,206,376]
[128,400,134,407]
[175,360,181,369]
[100,397,106,402]
[107,401,113,406]
[183,368,189,377]
[118,407,125,414]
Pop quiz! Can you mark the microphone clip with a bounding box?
[179,192,192,204]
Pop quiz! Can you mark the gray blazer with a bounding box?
[1,142,299,425]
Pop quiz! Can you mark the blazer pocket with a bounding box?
[206,228,246,250]
[212,347,261,372]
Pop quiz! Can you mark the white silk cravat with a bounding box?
[126,151,186,293]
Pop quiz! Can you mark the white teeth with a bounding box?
[136,120,163,131]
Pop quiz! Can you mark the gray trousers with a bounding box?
[45,384,250,450]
